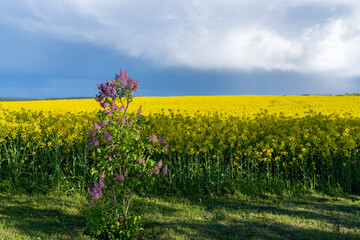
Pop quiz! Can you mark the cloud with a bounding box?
[1,0,360,77]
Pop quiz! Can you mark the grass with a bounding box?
[0,191,359,240]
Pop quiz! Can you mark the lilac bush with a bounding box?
[85,69,168,239]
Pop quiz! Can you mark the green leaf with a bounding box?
[90,167,98,176]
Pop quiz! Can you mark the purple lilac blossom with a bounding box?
[115,174,124,184]
[97,83,103,92]
[117,69,128,88]
[163,165,168,175]
[103,130,112,141]
[98,178,105,189]
[92,139,99,146]
[122,116,126,124]
[157,136,165,144]
[87,139,99,147]
[104,109,111,115]
[157,159,163,167]
[164,142,169,150]
[94,180,101,190]
[88,178,105,201]
[149,134,157,144]
[128,78,135,90]
[97,80,118,98]
[133,81,139,92]
[111,104,116,113]
[126,120,133,126]
[138,157,145,164]
[97,82,110,96]
[95,95,103,102]
[100,101,108,109]
[94,122,101,131]
[88,187,102,200]
[110,86,117,95]
[89,129,95,138]
[153,166,159,175]
[136,106,142,117]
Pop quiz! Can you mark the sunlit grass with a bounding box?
[0,192,89,240]
[0,192,359,239]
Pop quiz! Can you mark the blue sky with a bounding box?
[1,0,360,98]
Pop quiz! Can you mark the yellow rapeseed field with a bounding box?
[2,95,360,117]
[1,95,359,149]
[1,95,360,193]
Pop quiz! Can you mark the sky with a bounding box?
[1,0,360,98]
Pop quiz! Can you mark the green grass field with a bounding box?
[0,191,359,240]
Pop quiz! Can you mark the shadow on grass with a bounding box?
[0,194,87,239]
[0,193,359,240]
[143,194,360,240]
[146,219,360,240]
[189,194,360,229]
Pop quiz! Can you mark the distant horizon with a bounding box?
[3,93,360,101]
